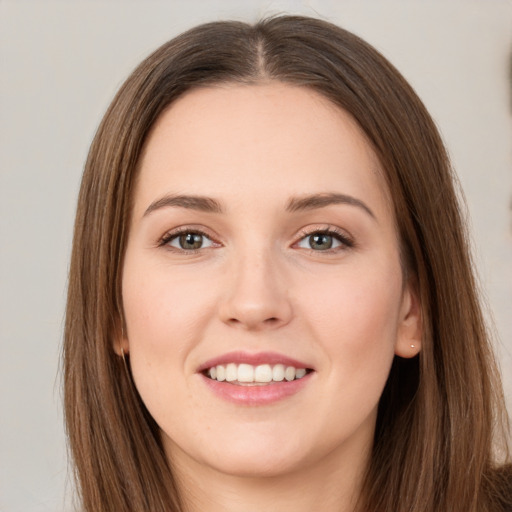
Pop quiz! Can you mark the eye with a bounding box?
[296,229,353,251]
[163,230,215,251]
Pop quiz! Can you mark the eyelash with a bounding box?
[158,227,217,253]
[158,226,354,254]
[295,226,355,253]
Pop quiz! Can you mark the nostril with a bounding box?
[227,316,280,328]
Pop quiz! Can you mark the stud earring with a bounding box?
[410,344,416,349]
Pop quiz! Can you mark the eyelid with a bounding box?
[293,225,355,251]
[156,224,354,253]
[158,226,222,250]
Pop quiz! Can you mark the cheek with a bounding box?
[299,264,403,375]
[121,268,215,429]
[121,265,219,409]
[123,265,216,354]
[299,267,402,434]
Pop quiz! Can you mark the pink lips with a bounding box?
[197,351,314,406]
[197,351,313,373]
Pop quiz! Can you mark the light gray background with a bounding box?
[1,1,511,511]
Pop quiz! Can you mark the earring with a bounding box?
[410,344,416,349]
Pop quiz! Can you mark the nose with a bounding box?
[218,250,293,331]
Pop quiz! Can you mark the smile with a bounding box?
[198,351,315,404]
[205,363,310,385]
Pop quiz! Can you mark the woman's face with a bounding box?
[121,83,420,479]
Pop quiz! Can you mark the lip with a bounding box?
[200,371,314,405]
[197,351,315,406]
[197,351,314,373]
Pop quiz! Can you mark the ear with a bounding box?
[113,317,130,356]
[394,278,422,358]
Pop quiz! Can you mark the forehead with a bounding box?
[134,83,392,218]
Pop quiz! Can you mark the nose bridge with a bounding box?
[219,241,292,330]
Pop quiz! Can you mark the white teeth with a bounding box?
[272,364,285,382]
[216,365,226,382]
[254,364,272,383]
[285,366,295,381]
[226,363,237,382]
[295,368,306,379]
[206,363,309,384]
[237,363,254,382]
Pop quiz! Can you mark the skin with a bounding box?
[120,83,421,512]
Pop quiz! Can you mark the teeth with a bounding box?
[254,364,272,383]
[295,368,306,379]
[226,363,237,382]
[272,364,285,382]
[284,366,295,381]
[205,363,309,384]
[238,363,254,382]
[216,365,226,382]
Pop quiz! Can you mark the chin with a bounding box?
[203,449,308,479]
[164,427,315,479]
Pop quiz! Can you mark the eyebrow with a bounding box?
[144,194,223,216]
[286,193,376,220]
[143,192,375,220]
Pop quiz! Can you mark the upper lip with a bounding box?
[197,351,314,373]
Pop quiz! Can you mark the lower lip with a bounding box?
[200,373,313,405]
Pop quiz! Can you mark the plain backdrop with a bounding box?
[1,1,511,511]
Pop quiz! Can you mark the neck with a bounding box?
[170,440,370,512]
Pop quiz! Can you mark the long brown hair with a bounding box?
[64,15,511,511]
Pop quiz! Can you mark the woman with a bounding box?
[63,15,511,512]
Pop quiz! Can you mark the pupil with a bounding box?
[180,233,202,249]
[310,234,332,250]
